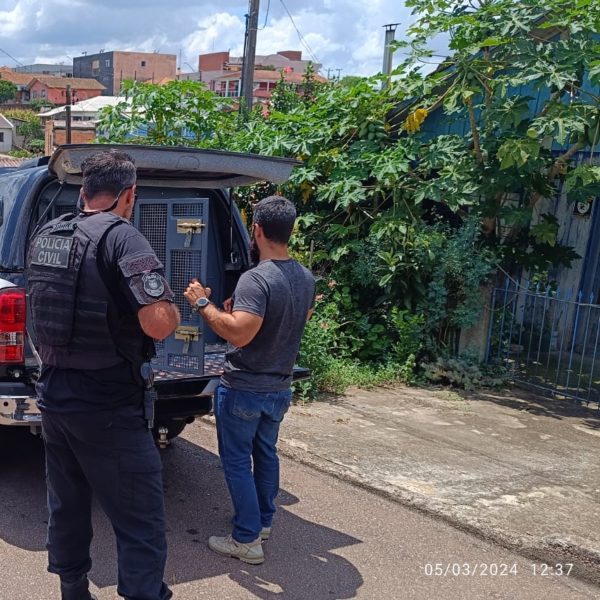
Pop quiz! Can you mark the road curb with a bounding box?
[278,436,600,588]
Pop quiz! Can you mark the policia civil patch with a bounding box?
[142,272,165,297]
[29,236,74,269]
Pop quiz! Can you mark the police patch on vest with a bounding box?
[49,221,77,233]
[142,272,165,297]
[29,236,74,269]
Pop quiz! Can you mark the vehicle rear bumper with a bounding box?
[0,367,309,426]
[0,376,220,427]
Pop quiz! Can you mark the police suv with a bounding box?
[0,144,302,443]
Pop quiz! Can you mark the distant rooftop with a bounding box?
[39,96,125,117]
[28,76,106,90]
[14,63,73,76]
[0,154,23,168]
[0,114,14,129]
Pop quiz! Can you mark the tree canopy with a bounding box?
[0,80,17,104]
[98,0,600,380]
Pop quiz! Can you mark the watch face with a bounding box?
[196,297,210,308]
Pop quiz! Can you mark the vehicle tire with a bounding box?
[153,419,187,442]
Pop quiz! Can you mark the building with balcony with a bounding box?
[199,50,324,103]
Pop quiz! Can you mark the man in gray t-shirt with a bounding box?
[184,196,315,565]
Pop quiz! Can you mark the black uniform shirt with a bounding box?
[37,215,173,413]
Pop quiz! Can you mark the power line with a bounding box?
[0,47,24,67]
[258,0,271,30]
[278,0,320,65]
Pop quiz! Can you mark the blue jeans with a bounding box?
[214,384,292,543]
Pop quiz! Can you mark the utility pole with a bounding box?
[335,68,342,80]
[65,83,72,144]
[240,0,260,112]
[382,23,399,89]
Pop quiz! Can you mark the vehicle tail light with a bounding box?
[0,288,26,363]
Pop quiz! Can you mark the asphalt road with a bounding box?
[1,421,599,600]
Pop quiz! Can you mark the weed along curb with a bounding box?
[197,384,600,588]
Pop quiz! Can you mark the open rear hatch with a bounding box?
[48,144,300,188]
[49,145,303,389]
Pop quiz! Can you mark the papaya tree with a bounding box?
[392,0,600,271]
[97,0,600,363]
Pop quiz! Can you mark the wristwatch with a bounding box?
[192,297,210,313]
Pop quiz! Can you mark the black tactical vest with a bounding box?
[27,212,154,371]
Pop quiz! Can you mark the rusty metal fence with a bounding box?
[486,281,600,409]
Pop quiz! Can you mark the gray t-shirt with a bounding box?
[222,259,316,392]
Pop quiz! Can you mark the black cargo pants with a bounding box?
[41,405,172,600]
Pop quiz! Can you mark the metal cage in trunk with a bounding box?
[135,197,210,375]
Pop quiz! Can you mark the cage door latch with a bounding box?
[176,219,205,247]
[174,325,200,354]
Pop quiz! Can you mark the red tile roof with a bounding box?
[0,68,36,86]
[27,76,106,91]
[0,154,24,168]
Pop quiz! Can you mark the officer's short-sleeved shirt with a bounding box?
[37,214,174,413]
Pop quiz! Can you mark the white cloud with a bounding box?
[0,0,415,77]
[0,0,27,36]
[182,13,246,63]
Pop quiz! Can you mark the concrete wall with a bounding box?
[45,120,96,154]
[74,52,176,96]
[74,52,116,95]
[0,126,12,152]
[113,52,176,95]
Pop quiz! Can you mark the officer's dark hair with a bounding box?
[253,195,296,244]
[81,150,136,199]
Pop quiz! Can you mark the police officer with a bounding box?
[27,150,180,600]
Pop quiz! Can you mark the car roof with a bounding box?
[48,144,301,189]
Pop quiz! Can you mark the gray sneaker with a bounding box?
[260,527,271,541]
[208,534,265,564]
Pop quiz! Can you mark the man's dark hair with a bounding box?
[253,195,296,244]
[81,150,136,199]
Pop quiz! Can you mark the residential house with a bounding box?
[39,96,127,155]
[38,96,123,122]
[0,114,14,152]
[401,24,600,398]
[27,76,105,104]
[0,67,35,104]
[199,50,323,102]
[211,67,326,104]
[73,51,177,96]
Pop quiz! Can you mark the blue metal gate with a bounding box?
[486,280,600,409]
[135,197,210,374]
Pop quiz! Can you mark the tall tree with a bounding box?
[395,0,600,269]
[0,80,17,104]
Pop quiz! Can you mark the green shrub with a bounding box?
[8,149,34,158]
[421,355,507,391]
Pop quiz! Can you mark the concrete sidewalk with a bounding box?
[274,385,600,584]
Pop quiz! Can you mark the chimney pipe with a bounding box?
[382,23,399,89]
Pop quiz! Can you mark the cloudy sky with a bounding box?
[0,0,415,78]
